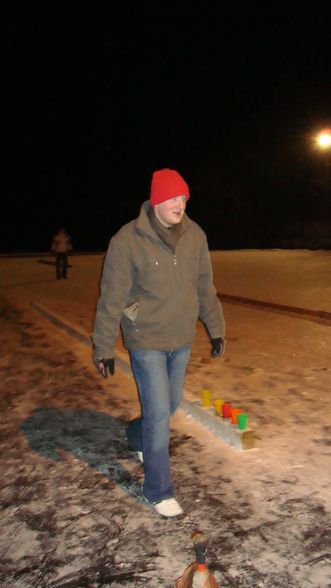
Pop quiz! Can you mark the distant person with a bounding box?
[92,168,226,517]
[51,227,72,280]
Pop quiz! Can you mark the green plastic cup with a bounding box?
[237,413,248,430]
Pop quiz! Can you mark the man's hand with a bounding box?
[94,358,115,378]
[211,337,226,358]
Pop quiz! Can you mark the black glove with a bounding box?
[94,357,115,378]
[211,337,226,358]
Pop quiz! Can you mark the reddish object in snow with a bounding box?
[176,532,220,587]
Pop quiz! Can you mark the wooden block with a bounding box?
[240,429,256,450]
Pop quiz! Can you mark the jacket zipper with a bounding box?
[173,254,179,347]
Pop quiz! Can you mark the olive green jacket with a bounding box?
[92,201,225,359]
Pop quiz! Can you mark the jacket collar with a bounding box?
[136,200,188,239]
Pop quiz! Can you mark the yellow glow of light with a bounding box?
[316,129,331,149]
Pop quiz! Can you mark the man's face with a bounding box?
[154,196,187,227]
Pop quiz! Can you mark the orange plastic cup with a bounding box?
[231,408,242,424]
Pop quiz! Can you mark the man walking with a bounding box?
[92,169,225,517]
[51,227,72,280]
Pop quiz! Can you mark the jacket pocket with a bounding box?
[123,302,139,322]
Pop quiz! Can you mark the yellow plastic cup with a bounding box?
[200,389,212,408]
[214,398,225,414]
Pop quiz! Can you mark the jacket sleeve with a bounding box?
[92,236,133,359]
[198,235,225,339]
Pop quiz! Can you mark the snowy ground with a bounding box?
[0,250,330,587]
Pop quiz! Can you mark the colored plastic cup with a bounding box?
[231,408,242,424]
[221,403,232,418]
[201,389,212,408]
[237,413,248,430]
[214,398,224,414]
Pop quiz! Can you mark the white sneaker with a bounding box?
[137,451,143,463]
[153,497,184,517]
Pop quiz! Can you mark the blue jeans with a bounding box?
[127,345,191,503]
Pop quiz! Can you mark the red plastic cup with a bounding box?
[221,403,232,418]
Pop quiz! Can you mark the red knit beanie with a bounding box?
[150,168,190,207]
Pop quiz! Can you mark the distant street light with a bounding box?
[316,128,331,150]
[314,129,331,197]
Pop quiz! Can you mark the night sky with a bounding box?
[4,6,331,252]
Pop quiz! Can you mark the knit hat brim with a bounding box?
[150,168,190,207]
